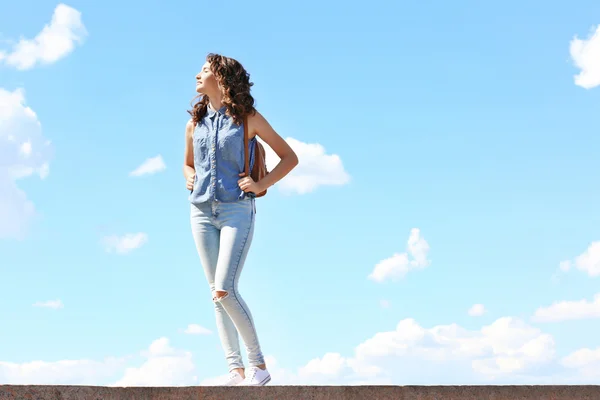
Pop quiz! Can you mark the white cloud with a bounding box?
[0,5,85,239]
[263,317,560,385]
[20,140,32,156]
[558,241,600,277]
[102,233,148,254]
[559,260,571,272]
[113,338,196,387]
[561,347,600,380]
[380,300,391,309]
[1,4,87,70]
[0,338,196,386]
[299,353,347,377]
[468,304,486,317]
[570,25,600,89]
[33,299,63,309]
[129,155,166,177]
[258,354,391,386]
[260,137,350,195]
[0,323,596,386]
[182,324,211,335]
[368,228,430,283]
[562,347,600,369]
[532,293,600,322]
[0,88,53,240]
[0,358,125,385]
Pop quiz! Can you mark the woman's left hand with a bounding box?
[238,173,263,194]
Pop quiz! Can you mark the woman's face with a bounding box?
[195,62,218,95]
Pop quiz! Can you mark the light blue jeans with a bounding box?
[190,197,265,371]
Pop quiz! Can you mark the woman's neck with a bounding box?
[207,95,224,111]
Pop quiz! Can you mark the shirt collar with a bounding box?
[206,104,227,118]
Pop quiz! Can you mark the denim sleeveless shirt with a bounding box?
[189,105,256,204]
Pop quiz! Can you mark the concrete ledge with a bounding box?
[1,385,600,400]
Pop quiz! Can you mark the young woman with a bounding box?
[183,53,298,386]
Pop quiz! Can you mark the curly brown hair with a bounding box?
[188,53,256,126]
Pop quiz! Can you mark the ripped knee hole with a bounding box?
[213,290,229,302]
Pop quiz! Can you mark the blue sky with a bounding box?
[1,0,600,386]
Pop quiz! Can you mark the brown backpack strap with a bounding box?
[243,116,249,177]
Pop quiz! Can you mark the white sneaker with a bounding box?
[237,366,271,386]
[219,370,244,386]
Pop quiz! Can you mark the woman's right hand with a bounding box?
[186,173,195,191]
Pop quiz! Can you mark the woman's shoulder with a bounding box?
[185,119,195,135]
[187,118,206,140]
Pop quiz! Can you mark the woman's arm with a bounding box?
[183,119,195,190]
[249,111,298,193]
